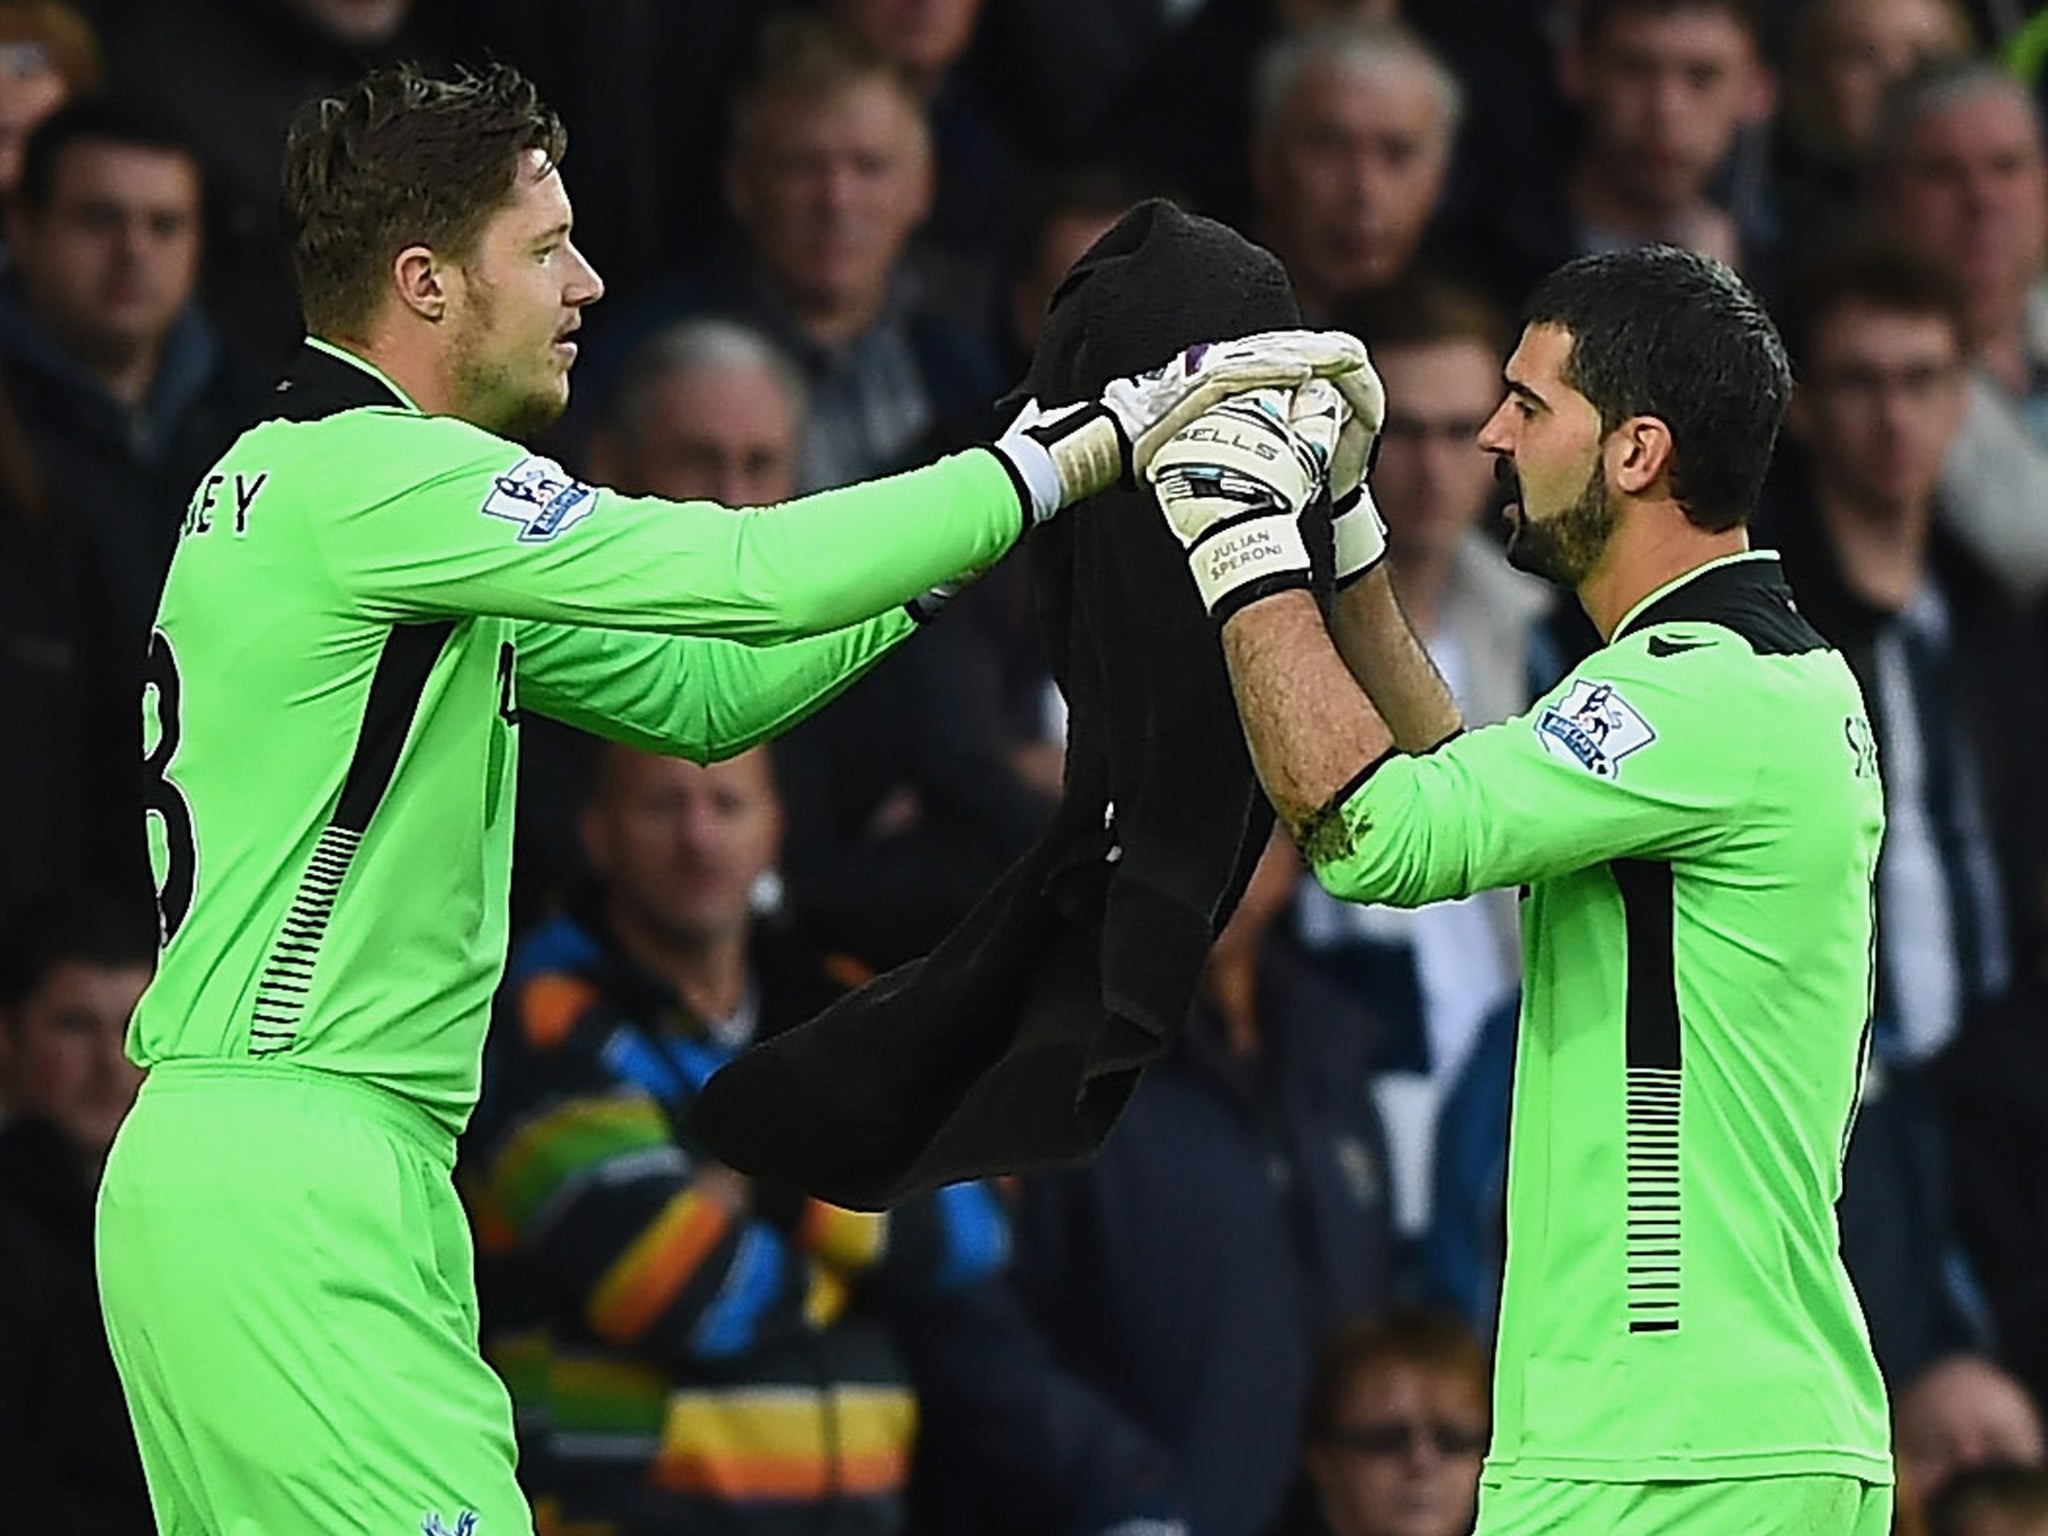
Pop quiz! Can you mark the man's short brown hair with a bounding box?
[730,13,923,158]
[1783,238,1967,373]
[281,61,567,341]
[1303,1308,1491,1444]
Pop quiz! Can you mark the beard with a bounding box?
[1505,458,1619,588]
[448,277,569,443]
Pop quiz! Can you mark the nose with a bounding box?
[566,240,604,308]
[1476,398,1515,457]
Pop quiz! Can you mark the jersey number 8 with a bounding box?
[144,629,197,945]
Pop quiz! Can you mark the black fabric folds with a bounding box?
[686,200,1322,1208]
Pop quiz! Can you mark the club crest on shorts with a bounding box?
[481,455,594,543]
[421,1511,477,1536]
[1535,678,1655,779]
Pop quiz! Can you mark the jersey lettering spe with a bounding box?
[133,340,1021,1133]
[1311,551,1892,1484]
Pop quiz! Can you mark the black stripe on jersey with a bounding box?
[1613,555,1828,657]
[1614,859,1679,1070]
[245,622,454,1056]
[1613,856,1684,1335]
[335,621,457,833]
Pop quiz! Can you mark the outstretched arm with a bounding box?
[511,609,916,762]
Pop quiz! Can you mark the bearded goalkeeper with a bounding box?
[94,59,1370,1536]
[1149,245,1893,1535]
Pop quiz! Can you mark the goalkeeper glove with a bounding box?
[1147,381,1341,622]
[1313,347,1391,587]
[991,329,1371,530]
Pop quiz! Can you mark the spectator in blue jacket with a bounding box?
[467,741,1180,1536]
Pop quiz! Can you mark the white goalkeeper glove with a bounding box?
[1316,346,1390,587]
[1147,381,1342,621]
[991,329,1371,529]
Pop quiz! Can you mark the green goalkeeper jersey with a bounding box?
[132,339,1019,1134]
[1312,551,1892,1484]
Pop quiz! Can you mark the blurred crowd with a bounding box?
[6,0,2048,1534]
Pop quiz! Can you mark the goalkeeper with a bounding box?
[1150,245,1894,1536]
[94,59,1369,1536]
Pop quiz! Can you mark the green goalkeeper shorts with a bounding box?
[1474,1472,1892,1535]
[96,1059,532,1536]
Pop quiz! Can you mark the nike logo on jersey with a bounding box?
[1646,635,1711,658]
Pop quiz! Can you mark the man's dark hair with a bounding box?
[1019,168,1162,269]
[1523,244,1791,532]
[282,61,567,342]
[1782,239,1966,373]
[0,889,157,1015]
[1336,269,1509,357]
[16,94,195,213]
[1577,0,1768,53]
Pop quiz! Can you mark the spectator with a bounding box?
[1251,20,1463,321]
[1897,1355,2047,1509]
[0,0,98,199]
[1267,1309,1489,1536]
[664,13,998,493]
[1484,0,1777,301]
[1870,58,2048,601]
[1769,240,2047,1379]
[825,0,1028,278]
[0,891,155,1531]
[106,0,433,370]
[1930,1464,2048,1536]
[1113,0,1402,232]
[0,97,255,657]
[515,316,810,930]
[1775,240,2043,1066]
[1009,828,1398,1536]
[469,745,1168,1536]
[561,313,1047,969]
[587,316,807,507]
[469,744,977,1533]
[1780,0,1972,239]
[0,352,146,920]
[1294,276,1547,1266]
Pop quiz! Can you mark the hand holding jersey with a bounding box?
[1323,352,1392,588]
[1146,382,1338,620]
[991,328,1374,528]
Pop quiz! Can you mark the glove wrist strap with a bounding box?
[1331,484,1388,589]
[1189,510,1313,621]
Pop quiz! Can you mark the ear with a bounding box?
[392,243,449,322]
[1609,415,1675,497]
